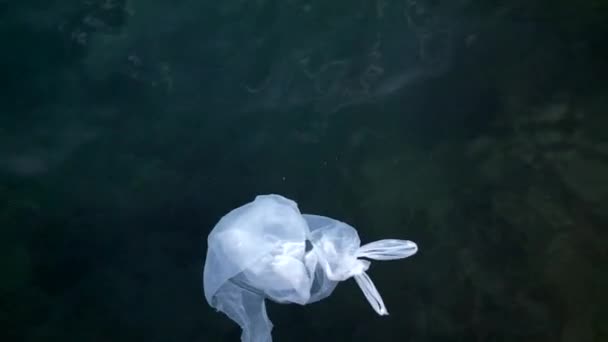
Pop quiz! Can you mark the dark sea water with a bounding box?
[1,1,607,341]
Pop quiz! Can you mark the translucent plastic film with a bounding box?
[203,194,418,342]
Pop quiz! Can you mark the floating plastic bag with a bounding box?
[203,194,418,342]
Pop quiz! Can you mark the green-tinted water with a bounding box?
[1,1,607,341]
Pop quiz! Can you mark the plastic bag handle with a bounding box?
[356,239,418,260]
[353,272,388,316]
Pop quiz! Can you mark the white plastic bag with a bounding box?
[203,194,418,342]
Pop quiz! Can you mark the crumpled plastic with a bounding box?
[203,194,418,342]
